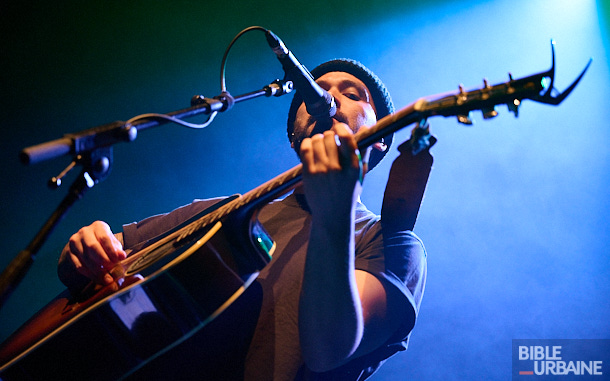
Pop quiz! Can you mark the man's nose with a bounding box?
[327,89,341,109]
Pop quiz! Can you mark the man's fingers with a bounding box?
[333,124,361,170]
[66,221,125,286]
[322,131,341,171]
[97,232,126,262]
[71,252,112,285]
[300,123,362,175]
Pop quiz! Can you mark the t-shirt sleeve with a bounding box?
[354,221,427,348]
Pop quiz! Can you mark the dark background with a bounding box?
[1,1,608,379]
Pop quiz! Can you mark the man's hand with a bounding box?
[299,123,364,221]
[59,221,126,286]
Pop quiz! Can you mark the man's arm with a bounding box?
[298,125,408,372]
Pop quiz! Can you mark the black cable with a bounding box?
[220,26,269,92]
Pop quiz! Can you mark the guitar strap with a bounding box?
[381,129,436,232]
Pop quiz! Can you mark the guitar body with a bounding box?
[0,216,269,380]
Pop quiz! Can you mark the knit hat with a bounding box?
[286,58,395,171]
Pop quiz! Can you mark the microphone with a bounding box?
[265,30,336,120]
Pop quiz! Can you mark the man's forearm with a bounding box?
[298,212,363,372]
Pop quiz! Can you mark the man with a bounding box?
[58,59,427,380]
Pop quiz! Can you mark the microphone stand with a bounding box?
[0,79,293,310]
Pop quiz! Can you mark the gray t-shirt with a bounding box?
[122,193,426,380]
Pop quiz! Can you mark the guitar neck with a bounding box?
[227,101,424,215]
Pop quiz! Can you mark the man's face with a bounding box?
[291,72,377,150]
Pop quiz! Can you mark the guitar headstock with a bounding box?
[355,41,591,157]
[417,40,593,125]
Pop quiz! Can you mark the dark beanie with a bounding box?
[286,58,395,170]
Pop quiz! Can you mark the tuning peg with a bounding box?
[457,84,468,105]
[457,113,473,125]
[507,99,521,117]
[482,106,498,119]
